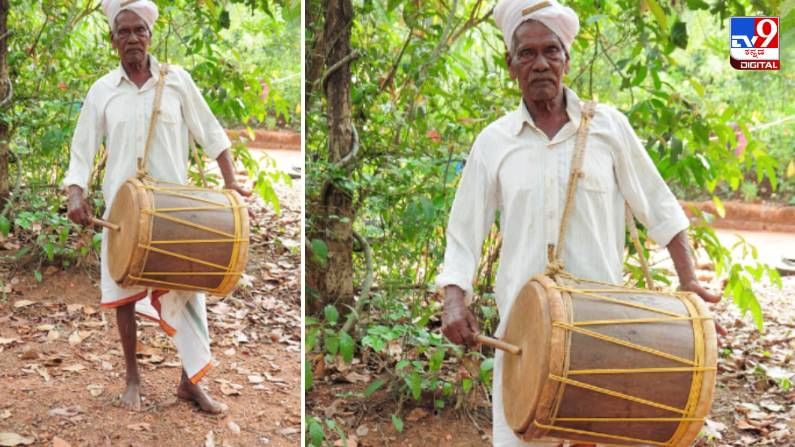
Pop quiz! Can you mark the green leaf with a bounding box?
[392,414,404,433]
[364,378,386,397]
[407,372,422,400]
[479,358,494,384]
[308,418,325,446]
[339,331,355,363]
[305,361,314,390]
[311,239,329,266]
[644,0,668,32]
[325,334,339,355]
[429,348,445,372]
[219,10,231,29]
[34,271,43,282]
[0,216,9,236]
[670,20,689,49]
[711,196,725,219]
[324,304,339,324]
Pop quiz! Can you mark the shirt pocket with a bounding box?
[579,144,615,194]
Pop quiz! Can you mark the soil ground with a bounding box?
[0,153,302,447]
[307,230,795,447]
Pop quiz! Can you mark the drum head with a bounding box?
[502,276,565,434]
[107,179,148,283]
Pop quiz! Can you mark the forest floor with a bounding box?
[307,230,795,447]
[0,158,302,446]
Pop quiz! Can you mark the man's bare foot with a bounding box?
[177,380,226,414]
[119,382,142,411]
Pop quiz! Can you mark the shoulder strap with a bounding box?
[137,63,169,179]
[546,100,597,275]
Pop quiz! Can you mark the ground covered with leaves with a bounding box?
[0,177,302,446]
[307,261,795,447]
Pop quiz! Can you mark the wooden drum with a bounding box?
[500,274,717,447]
[105,178,249,296]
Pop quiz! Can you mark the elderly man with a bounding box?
[436,1,722,446]
[64,0,250,413]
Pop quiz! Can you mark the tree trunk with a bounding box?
[306,0,355,314]
[0,0,9,205]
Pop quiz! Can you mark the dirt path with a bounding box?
[0,175,302,446]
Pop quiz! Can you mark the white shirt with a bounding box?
[64,55,230,209]
[435,88,688,447]
[64,55,231,301]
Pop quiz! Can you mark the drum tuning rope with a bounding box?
[531,276,712,446]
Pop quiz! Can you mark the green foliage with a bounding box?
[306,0,792,434]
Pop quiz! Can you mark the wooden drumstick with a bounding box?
[90,217,120,232]
[474,334,522,355]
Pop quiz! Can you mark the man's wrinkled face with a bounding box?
[506,20,570,103]
[111,11,151,66]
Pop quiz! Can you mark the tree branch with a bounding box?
[318,50,360,88]
[341,230,374,334]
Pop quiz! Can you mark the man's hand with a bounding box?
[224,182,252,198]
[680,278,728,336]
[667,230,727,336]
[441,285,480,347]
[66,185,92,226]
[679,278,721,304]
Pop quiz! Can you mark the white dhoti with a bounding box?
[100,229,213,383]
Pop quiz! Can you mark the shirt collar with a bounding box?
[110,54,162,87]
[511,87,584,136]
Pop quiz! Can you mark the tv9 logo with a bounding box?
[730,17,780,70]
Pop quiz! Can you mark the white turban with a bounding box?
[494,0,579,53]
[102,0,159,32]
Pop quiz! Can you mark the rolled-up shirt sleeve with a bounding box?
[612,111,688,247]
[63,85,104,191]
[435,138,498,304]
[176,68,231,160]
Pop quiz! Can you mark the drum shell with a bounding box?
[106,178,249,296]
[501,275,717,446]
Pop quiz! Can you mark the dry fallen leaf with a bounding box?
[265,372,287,384]
[62,364,87,373]
[702,419,726,440]
[66,304,82,313]
[47,330,60,342]
[343,371,370,384]
[126,423,151,432]
[0,410,10,420]
[86,384,104,397]
[204,430,215,447]
[68,330,94,346]
[227,420,241,435]
[218,380,242,396]
[405,407,430,422]
[13,300,35,309]
[32,364,50,382]
[52,436,71,447]
[43,356,63,367]
[48,406,83,418]
[278,427,300,436]
[0,432,35,446]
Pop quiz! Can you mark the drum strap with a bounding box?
[546,101,656,289]
[137,63,170,179]
[546,100,596,275]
